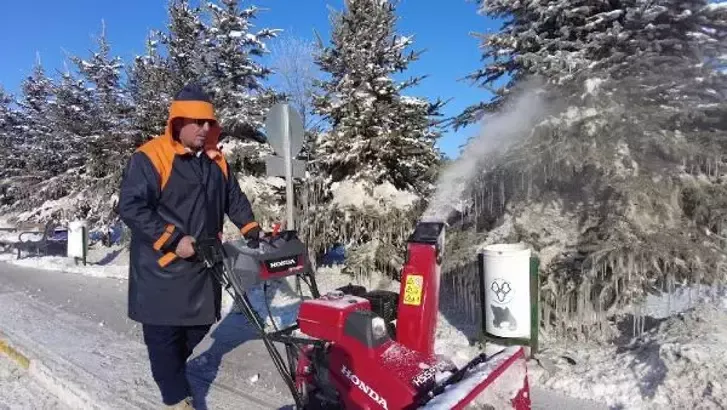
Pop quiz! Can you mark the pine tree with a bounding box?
[301,0,445,280]
[162,0,211,91]
[204,0,280,175]
[0,87,24,178]
[128,31,174,145]
[15,59,62,176]
[49,66,96,171]
[451,0,727,339]
[70,22,131,179]
[0,87,21,206]
[312,0,445,195]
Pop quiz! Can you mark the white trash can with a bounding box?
[481,243,531,339]
[67,220,88,266]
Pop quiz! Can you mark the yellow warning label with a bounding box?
[403,275,424,306]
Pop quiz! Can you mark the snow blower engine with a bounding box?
[194,222,531,409]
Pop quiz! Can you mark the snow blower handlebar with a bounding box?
[192,235,307,409]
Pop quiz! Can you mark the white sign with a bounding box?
[265,103,305,158]
[263,103,306,230]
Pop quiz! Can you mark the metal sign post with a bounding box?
[264,103,305,231]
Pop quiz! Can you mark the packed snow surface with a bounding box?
[0,354,68,409]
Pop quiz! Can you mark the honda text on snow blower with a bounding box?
[193,221,531,409]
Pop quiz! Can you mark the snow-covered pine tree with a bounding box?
[304,0,445,278]
[70,22,132,179]
[14,60,62,177]
[128,31,174,145]
[0,87,24,179]
[0,87,23,207]
[204,0,280,174]
[450,0,727,340]
[49,66,96,171]
[162,0,211,91]
[312,0,445,195]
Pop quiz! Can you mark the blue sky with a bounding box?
[0,0,501,158]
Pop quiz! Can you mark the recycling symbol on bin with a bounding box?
[490,278,514,305]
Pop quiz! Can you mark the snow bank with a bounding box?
[530,298,727,409]
[330,179,419,211]
[0,354,67,409]
[237,174,285,198]
[0,245,129,280]
[15,196,77,222]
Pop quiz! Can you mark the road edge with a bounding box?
[0,330,105,409]
[0,333,30,370]
[0,326,291,410]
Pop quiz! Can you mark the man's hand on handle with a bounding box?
[241,224,263,249]
[176,235,196,258]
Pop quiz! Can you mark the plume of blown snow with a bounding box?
[423,84,548,222]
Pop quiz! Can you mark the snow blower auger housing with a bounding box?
[195,223,531,410]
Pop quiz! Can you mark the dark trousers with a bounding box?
[142,324,212,405]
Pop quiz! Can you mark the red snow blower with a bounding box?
[194,222,531,409]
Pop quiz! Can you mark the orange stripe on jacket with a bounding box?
[137,138,177,190]
[153,224,176,251]
[158,252,177,268]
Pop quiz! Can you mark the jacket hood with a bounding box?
[162,83,223,159]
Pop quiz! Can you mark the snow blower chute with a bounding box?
[194,222,531,409]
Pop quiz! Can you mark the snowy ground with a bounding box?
[0,354,67,410]
[0,242,128,280]
[2,242,725,409]
[529,293,727,409]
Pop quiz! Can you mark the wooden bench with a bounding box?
[14,222,65,259]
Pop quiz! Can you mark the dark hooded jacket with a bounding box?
[118,84,259,326]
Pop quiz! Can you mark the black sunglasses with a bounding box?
[191,119,217,127]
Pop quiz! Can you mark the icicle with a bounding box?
[716,158,720,178]
[520,171,524,192]
[499,175,505,210]
[543,293,551,333]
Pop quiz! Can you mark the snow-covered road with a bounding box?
[0,354,67,410]
[0,260,608,409]
[0,261,290,409]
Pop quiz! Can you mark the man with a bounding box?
[118,83,261,409]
